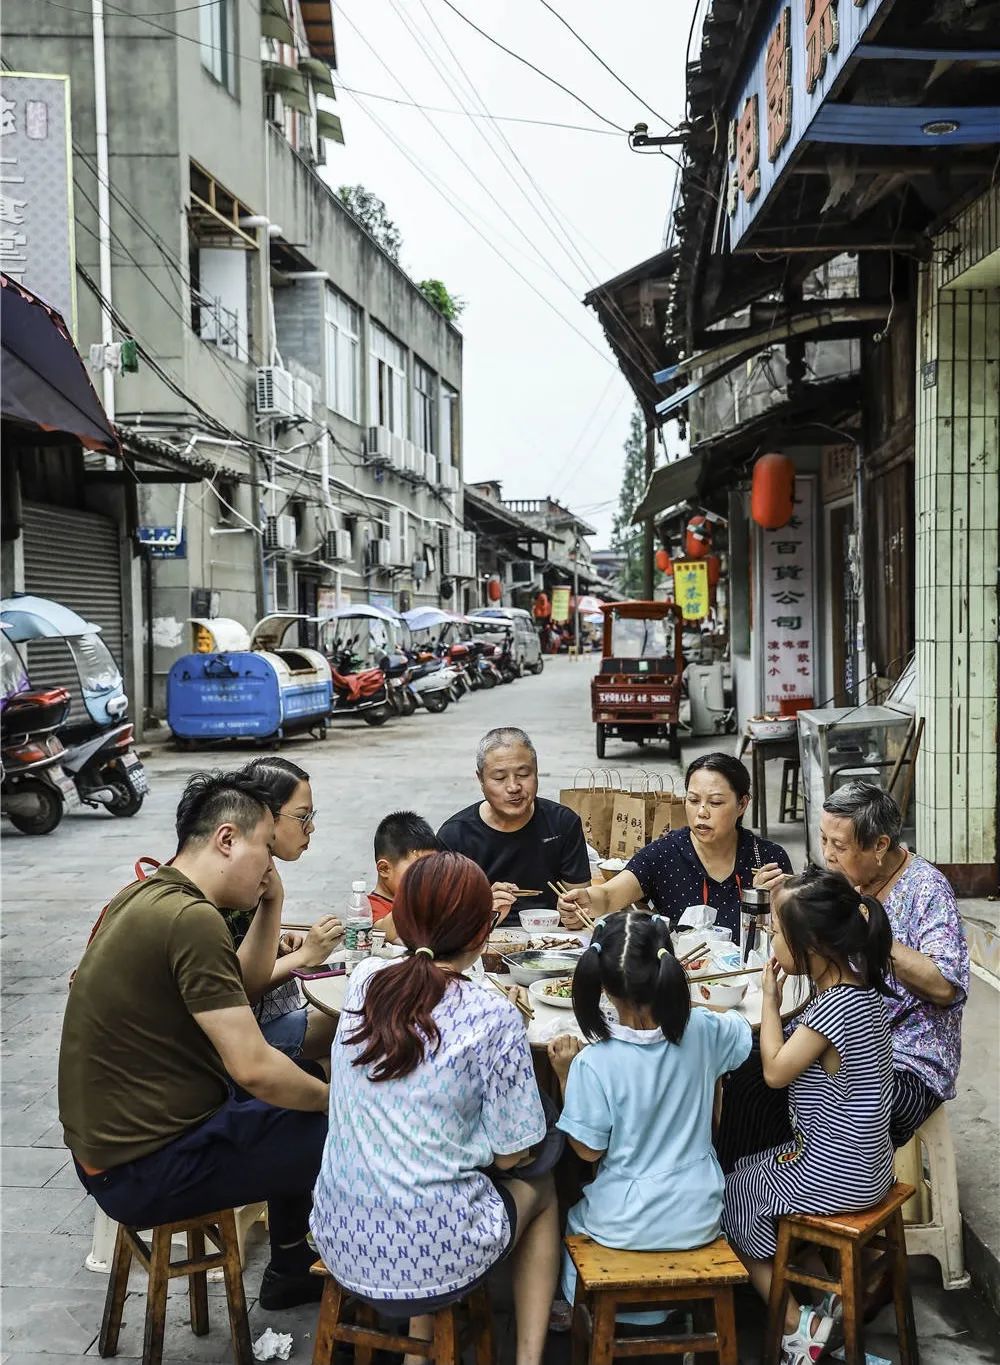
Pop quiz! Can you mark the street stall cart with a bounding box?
[166,615,332,745]
[591,601,685,760]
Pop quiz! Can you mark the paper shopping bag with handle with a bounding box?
[609,787,647,862]
[649,776,688,842]
[559,769,616,858]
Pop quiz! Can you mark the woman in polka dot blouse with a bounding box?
[559,753,793,939]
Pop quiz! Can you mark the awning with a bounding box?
[316,110,345,144]
[299,57,336,98]
[300,0,338,64]
[261,0,295,46]
[263,62,310,114]
[632,453,707,522]
[0,274,120,455]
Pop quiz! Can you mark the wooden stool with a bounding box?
[565,1234,748,1365]
[895,1104,970,1290]
[778,759,802,823]
[310,1261,493,1365]
[99,1208,252,1365]
[765,1182,918,1365]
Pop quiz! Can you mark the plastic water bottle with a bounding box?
[344,880,372,973]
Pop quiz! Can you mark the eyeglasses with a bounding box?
[278,809,318,829]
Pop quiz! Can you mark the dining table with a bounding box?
[300,939,810,1046]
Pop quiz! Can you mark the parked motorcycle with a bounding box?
[406,653,455,713]
[493,630,520,684]
[1,595,148,817]
[330,645,393,726]
[379,648,416,718]
[59,719,148,816]
[1,631,78,834]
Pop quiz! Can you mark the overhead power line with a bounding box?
[535,0,675,129]
[334,85,619,135]
[436,0,630,133]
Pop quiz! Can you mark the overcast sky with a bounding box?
[322,0,695,544]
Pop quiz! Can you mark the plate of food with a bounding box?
[483,934,584,974]
[529,976,575,1009]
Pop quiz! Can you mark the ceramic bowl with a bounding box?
[519,908,561,932]
[529,977,575,1010]
[689,976,750,1009]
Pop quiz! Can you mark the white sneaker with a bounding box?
[780,1305,835,1365]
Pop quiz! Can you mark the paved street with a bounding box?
[1,657,998,1363]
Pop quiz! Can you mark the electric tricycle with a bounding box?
[591,601,685,760]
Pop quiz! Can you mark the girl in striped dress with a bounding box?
[722,868,895,1365]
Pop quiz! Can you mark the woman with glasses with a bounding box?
[227,757,344,1062]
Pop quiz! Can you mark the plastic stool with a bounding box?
[895,1104,970,1289]
[778,759,802,823]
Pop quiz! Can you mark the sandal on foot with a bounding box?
[780,1305,835,1365]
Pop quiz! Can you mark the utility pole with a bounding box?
[642,425,656,599]
[572,529,580,655]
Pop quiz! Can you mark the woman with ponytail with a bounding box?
[310,851,559,1365]
[546,912,752,1320]
[723,867,896,1365]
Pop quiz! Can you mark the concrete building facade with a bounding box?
[2,0,469,718]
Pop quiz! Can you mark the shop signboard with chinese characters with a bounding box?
[725,0,890,247]
[551,586,571,623]
[0,74,76,331]
[674,560,710,622]
[761,475,815,710]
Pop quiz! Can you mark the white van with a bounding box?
[468,607,544,676]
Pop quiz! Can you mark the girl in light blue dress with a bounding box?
[548,911,752,1319]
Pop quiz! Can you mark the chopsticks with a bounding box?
[676,940,708,967]
[687,965,764,983]
[547,880,595,930]
[512,888,543,898]
[485,974,534,1021]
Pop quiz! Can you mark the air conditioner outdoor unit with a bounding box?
[256,366,297,418]
[264,513,297,551]
[292,376,313,419]
[366,426,392,464]
[441,465,460,494]
[407,442,424,477]
[325,529,353,562]
[389,435,406,471]
[369,537,391,567]
[424,453,438,485]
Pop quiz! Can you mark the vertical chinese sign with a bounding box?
[761,475,815,711]
[674,560,710,623]
[0,74,76,332]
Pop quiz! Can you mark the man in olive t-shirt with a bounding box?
[59,771,330,1311]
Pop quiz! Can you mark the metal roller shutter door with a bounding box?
[21,502,124,721]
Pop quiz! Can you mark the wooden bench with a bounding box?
[765,1181,919,1365]
[98,1207,251,1365]
[309,1261,494,1365]
[565,1234,748,1365]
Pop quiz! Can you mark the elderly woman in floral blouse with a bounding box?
[759,780,969,1146]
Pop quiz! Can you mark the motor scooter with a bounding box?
[406,653,455,713]
[1,595,148,815]
[379,649,416,717]
[330,645,393,726]
[1,630,78,834]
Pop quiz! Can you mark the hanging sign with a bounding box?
[674,560,710,621]
[761,474,815,709]
[550,586,571,623]
[0,73,77,332]
[725,0,890,247]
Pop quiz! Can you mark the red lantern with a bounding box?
[654,548,672,575]
[751,452,796,530]
[706,554,721,587]
[685,515,712,559]
[487,577,502,602]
